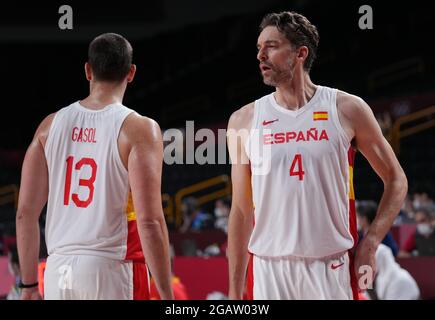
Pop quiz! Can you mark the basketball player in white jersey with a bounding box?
[227,12,408,299]
[16,33,173,300]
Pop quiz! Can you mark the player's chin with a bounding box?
[262,77,276,87]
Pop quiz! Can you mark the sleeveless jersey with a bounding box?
[246,86,358,258]
[44,101,144,262]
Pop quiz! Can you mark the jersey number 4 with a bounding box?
[64,156,98,208]
[289,154,305,181]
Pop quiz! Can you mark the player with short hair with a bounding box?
[16,33,173,300]
[227,12,407,300]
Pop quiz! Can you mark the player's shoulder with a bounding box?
[336,90,373,120]
[122,112,161,141]
[228,102,255,130]
[36,112,57,144]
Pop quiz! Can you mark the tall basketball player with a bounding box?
[227,12,407,299]
[16,33,174,300]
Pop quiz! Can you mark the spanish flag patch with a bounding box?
[313,111,328,121]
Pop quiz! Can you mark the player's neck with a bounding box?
[274,73,317,111]
[81,81,127,110]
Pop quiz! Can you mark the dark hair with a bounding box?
[88,33,133,82]
[260,11,319,72]
[357,200,378,225]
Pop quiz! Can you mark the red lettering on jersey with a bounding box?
[307,128,318,141]
[72,127,79,141]
[83,128,89,142]
[264,134,273,145]
[77,128,83,142]
[286,132,296,142]
[71,127,97,143]
[274,132,285,144]
[296,131,306,142]
[262,129,329,145]
[319,130,329,141]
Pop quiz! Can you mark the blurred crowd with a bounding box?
[2,190,434,300]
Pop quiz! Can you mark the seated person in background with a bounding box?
[179,197,214,233]
[374,244,420,300]
[394,194,418,224]
[214,197,231,234]
[399,208,435,257]
[412,190,435,212]
[357,200,399,256]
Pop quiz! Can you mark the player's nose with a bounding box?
[257,47,267,62]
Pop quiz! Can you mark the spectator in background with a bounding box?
[179,197,214,233]
[357,200,399,256]
[374,244,420,300]
[6,244,21,300]
[394,193,417,224]
[399,208,435,257]
[412,191,435,212]
[214,197,231,234]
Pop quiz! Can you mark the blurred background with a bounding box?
[1,0,434,300]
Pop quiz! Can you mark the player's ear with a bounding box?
[296,46,309,66]
[127,64,136,83]
[85,62,92,81]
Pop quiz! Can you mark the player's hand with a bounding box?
[20,287,42,300]
[354,236,377,292]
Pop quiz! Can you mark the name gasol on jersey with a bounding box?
[71,127,97,143]
[263,128,329,145]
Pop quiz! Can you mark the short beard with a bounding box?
[262,59,294,87]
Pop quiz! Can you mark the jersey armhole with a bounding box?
[114,110,135,175]
[44,112,61,159]
[244,100,261,158]
[330,89,352,147]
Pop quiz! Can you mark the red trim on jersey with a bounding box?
[347,147,359,299]
[125,192,145,262]
[348,251,359,300]
[245,253,254,300]
[244,203,255,300]
[133,262,150,300]
[347,147,358,247]
[125,220,145,262]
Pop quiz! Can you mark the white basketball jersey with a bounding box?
[44,101,144,262]
[246,86,358,258]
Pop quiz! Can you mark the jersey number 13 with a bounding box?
[63,156,98,208]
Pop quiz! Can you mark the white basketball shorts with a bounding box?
[246,251,359,300]
[44,254,149,300]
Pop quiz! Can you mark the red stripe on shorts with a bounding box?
[133,262,150,300]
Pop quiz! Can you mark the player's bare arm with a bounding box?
[16,113,55,300]
[337,92,408,283]
[119,114,174,300]
[227,103,255,300]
